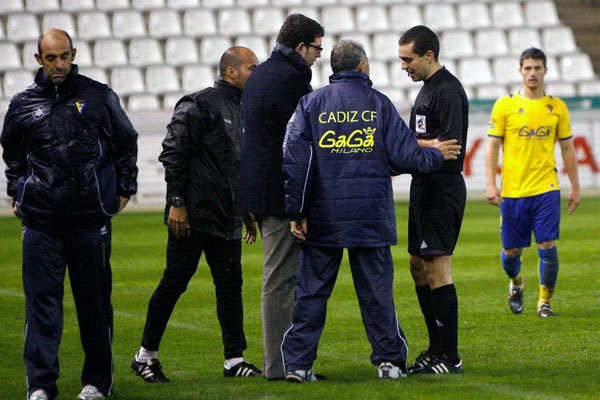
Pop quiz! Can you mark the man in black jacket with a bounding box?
[236,14,324,380]
[130,47,261,382]
[1,29,138,400]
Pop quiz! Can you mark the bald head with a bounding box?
[218,47,259,89]
[35,29,76,84]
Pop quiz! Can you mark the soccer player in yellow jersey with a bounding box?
[485,48,580,317]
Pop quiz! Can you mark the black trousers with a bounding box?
[141,230,247,359]
[22,224,113,400]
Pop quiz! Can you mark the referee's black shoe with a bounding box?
[410,354,462,374]
[407,350,435,373]
[131,358,171,383]
[223,361,262,378]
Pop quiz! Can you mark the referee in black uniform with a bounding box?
[398,25,468,374]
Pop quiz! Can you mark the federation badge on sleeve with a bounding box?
[416,114,426,134]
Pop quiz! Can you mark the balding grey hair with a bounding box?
[330,40,367,74]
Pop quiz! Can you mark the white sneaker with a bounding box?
[29,389,48,400]
[285,368,319,383]
[378,361,407,379]
[77,385,105,399]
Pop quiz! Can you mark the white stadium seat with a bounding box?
[163,92,185,110]
[78,11,112,40]
[22,41,40,70]
[372,32,401,62]
[132,0,165,10]
[148,9,181,38]
[26,0,59,13]
[578,81,600,96]
[181,64,215,92]
[423,3,456,31]
[560,53,595,82]
[202,0,234,7]
[492,56,521,85]
[128,94,161,111]
[476,84,508,100]
[0,43,22,70]
[389,5,422,32]
[183,9,217,37]
[237,0,268,7]
[306,0,335,5]
[317,35,335,63]
[146,65,180,94]
[199,36,233,65]
[508,28,541,56]
[96,0,130,10]
[271,0,302,6]
[542,26,577,55]
[546,82,577,97]
[218,9,252,36]
[167,0,199,8]
[457,3,491,30]
[339,0,371,5]
[0,20,5,40]
[93,39,128,68]
[287,7,319,23]
[235,36,268,62]
[524,0,560,28]
[3,70,35,97]
[72,40,93,67]
[112,10,147,39]
[368,60,390,88]
[253,8,285,36]
[475,29,509,57]
[378,87,406,110]
[491,2,524,28]
[459,58,493,85]
[0,0,24,14]
[544,56,561,82]
[78,67,109,85]
[42,12,76,38]
[6,13,40,42]
[129,38,164,66]
[165,37,199,65]
[338,33,372,58]
[441,30,474,58]
[355,5,389,33]
[111,66,145,95]
[322,6,354,35]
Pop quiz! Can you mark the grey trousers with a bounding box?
[260,216,299,379]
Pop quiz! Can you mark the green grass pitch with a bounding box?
[1,199,598,399]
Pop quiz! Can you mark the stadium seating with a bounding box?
[42,12,76,37]
[111,66,145,95]
[0,0,24,14]
[128,93,161,111]
[129,38,164,66]
[112,10,147,39]
[93,39,128,68]
[183,8,217,37]
[6,13,40,42]
[181,64,214,92]
[0,43,22,70]
[3,70,35,97]
[96,0,130,11]
[165,36,199,65]
[78,11,111,40]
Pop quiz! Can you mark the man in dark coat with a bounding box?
[280,40,460,382]
[236,14,325,380]
[1,29,138,400]
[130,47,262,383]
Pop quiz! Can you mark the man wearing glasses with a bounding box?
[236,14,324,380]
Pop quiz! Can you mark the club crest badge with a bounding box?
[75,100,86,114]
[32,106,46,120]
[547,104,553,114]
[416,114,426,134]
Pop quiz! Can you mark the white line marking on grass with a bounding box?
[0,288,24,298]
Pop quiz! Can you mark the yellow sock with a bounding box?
[538,285,554,308]
[511,273,523,287]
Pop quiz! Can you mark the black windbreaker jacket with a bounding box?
[0,65,138,232]
[159,78,243,239]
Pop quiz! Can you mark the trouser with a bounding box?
[282,244,409,371]
[260,216,299,379]
[23,224,113,400]
[141,231,247,359]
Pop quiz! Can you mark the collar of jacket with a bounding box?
[424,66,446,85]
[35,63,79,97]
[214,76,242,104]
[271,43,312,80]
[329,70,373,87]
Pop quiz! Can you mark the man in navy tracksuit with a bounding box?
[280,40,461,382]
[0,30,137,400]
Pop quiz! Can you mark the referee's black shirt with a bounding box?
[409,66,469,173]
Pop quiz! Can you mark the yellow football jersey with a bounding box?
[488,92,572,198]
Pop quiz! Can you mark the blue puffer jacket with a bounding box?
[282,71,443,247]
[1,65,138,232]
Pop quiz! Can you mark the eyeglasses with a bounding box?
[307,43,323,52]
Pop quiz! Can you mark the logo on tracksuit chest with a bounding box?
[32,106,46,120]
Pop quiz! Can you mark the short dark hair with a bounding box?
[276,14,324,49]
[330,40,367,74]
[520,47,547,68]
[218,46,247,77]
[398,25,440,61]
[37,29,74,56]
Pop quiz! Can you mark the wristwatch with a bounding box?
[170,196,185,207]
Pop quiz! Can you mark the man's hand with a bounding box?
[290,219,307,240]
[567,189,580,214]
[432,139,461,160]
[243,212,258,244]
[117,196,129,213]
[168,205,190,239]
[486,184,502,207]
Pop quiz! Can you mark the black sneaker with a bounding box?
[223,361,262,378]
[411,354,462,374]
[131,358,171,383]
[537,302,557,318]
[508,283,524,314]
[407,350,435,373]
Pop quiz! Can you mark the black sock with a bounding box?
[415,284,442,354]
[430,284,459,364]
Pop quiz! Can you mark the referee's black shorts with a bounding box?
[408,172,466,257]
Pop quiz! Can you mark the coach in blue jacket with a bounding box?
[280,40,460,382]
